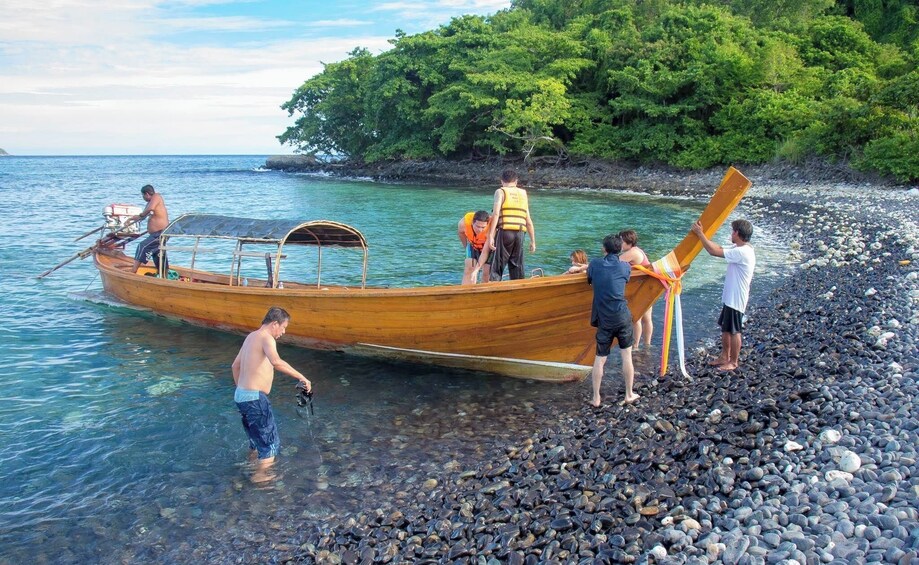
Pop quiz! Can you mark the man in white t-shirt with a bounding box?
[691,219,756,371]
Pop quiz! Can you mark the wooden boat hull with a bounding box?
[92,168,751,381]
[95,251,598,381]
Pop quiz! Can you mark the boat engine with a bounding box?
[103,204,143,233]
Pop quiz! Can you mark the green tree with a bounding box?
[596,5,763,166]
[279,48,374,158]
[278,0,919,180]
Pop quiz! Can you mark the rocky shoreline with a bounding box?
[244,159,918,565]
[263,155,904,197]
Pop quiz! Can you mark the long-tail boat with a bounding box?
[88,167,751,382]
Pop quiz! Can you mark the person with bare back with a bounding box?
[618,230,653,348]
[131,184,170,274]
[232,307,312,482]
[566,249,589,274]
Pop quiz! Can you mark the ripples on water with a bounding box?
[0,156,785,562]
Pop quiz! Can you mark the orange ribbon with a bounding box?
[634,251,689,377]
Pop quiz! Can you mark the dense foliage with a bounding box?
[280,0,919,181]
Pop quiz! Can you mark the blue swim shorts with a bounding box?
[234,388,280,460]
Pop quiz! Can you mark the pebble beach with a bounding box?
[253,160,918,564]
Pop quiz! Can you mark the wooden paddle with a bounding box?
[38,231,145,279]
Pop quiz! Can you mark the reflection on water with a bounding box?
[0,156,787,563]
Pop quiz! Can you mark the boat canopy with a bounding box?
[158,214,368,288]
[162,214,367,248]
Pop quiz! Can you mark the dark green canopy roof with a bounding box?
[162,214,367,248]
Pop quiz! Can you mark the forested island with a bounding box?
[279,0,919,182]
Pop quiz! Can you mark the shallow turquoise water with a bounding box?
[0,156,780,562]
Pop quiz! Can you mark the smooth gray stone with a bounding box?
[722,535,751,565]
[776,541,797,554]
[885,547,906,563]
[791,536,815,552]
[762,533,781,548]
[836,520,855,537]
[864,526,882,541]
[870,537,896,550]
[789,514,808,528]
[765,550,788,564]
[878,514,900,531]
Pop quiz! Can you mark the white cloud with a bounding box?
[0,0,510,154]
[306,19,373,28]
[370,0,509,29]
[159,16,295,32]
[0,35,390,154]
[373,0,509,15]
[0,1,152,44]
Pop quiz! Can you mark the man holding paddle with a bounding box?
[130,184,169,274]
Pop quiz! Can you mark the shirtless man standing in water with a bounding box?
[232,307,312,482]
[131,184,170,273]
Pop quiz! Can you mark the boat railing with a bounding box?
[232,248,287,287]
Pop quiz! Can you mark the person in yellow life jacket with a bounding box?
[480,169,536,281]
[457,210,491,284]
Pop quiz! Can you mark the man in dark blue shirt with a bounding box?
[587,234,638,406]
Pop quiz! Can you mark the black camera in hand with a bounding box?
[296,382,314,413]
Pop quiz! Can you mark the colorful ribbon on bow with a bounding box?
[634,251,689,378]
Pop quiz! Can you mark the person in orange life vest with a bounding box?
[481,169,536,281]
[457,210,492,285]
[618,229,654,349]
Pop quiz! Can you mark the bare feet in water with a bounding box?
[249,457,276,484]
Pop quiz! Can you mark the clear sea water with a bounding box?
[0,155,784,562]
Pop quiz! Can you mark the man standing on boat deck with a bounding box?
[232,306,312,482]
[459,210,492,284]
[481,169,535,281]
[588,234,638,407]
[130,184,169,274]
[691,219,756,372]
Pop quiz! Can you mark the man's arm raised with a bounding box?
[691,221,725,258]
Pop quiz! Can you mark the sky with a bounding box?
[0,0,511,155]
